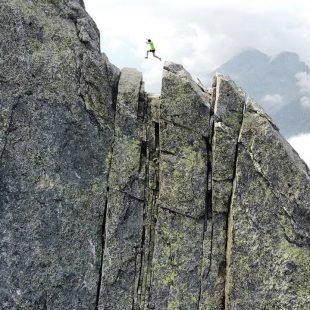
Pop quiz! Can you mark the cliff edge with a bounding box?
[0,1,310,309]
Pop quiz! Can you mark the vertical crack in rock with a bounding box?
[132,82,148,310]
[222,96,310,309]
[94,80,119,310]
[75,50,121,310]
[95,189,109,309]
[134,95,162,309]
[96,68,147,310]
[95,118,117,309]
[149,62,210,309]
[74,45,121,310]
[197,83,216,310]
[224,97,246,310]
[139,141,148,174]
[198,74,246,309]
[205,134,214,221]
[0,98,20,160]
[145,124,160,308]
[137,93,154,309]
[136,94,149,308]
[136,202,147,307]
[137,83,147,120]
[141,96,161,309]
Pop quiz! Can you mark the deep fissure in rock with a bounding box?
[0,97,20,160]
[94,77,120,309]
[223,96,247,309]
[143,97,161,309]
[123,94,160,309]
[197,83,216,309]
[95,187,109,310]
[137,84,146,119]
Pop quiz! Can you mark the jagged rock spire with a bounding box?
[1,2,310,310]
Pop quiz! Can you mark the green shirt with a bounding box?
[150,42,155,50]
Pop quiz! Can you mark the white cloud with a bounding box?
[82,0,310,167]
[148,0,310,13]
[141,60,163,95]
[84,0,310,93]
[289,133,310,168]
[261,94,284,110]
[295,72,310,93]
[300,96,310,108]
[295,72,310,108]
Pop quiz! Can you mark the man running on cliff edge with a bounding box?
[145,39,162,61]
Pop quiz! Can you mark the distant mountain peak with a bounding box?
[213,48,310,138]
[238,48,269,58]
[270,51,301,65]
[228,48,269,64]
[274,51,299,59]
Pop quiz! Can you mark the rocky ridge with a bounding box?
[1,1,310,309]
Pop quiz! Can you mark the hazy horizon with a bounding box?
[84,0,310,91]
[83,0,310,167]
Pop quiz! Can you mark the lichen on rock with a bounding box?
[1,2,310,310]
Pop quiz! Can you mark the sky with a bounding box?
[83,0,310,167]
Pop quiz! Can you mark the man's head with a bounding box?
[148,39,152,42]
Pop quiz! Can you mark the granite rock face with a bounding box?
[0,0,119,309]
[1,1,310,310]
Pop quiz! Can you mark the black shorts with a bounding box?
[149,49,155,53]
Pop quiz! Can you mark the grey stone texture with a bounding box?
[1,2,310,310]
[225,98,310,309]
[98,68,146,310]
[0,0,119,309]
